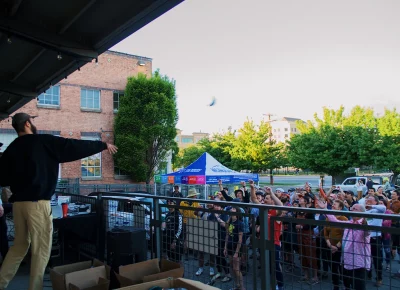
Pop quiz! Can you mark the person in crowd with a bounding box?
[296,194,319,285]
[390,190,400,260]
[357,179,366,200]
[365,195,386,286]
[179,188,202,262]
[380,199,393,271]
[324,202,371,290]
[383,177,391,192]
[249,180,284,290]
[208,201,231,284]
[344,191,357,208]
[366,178,374,190]
[170,185,183,198]
[376,186,388,201]
[224,206,245,290]
[358,187,376,206]
[163,200,184,264]
[322,200,348,290]
[0,113,118,290]
[196,203,218,277]
[314,207,329,279]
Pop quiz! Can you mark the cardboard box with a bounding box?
[116,277,220,290]
[116,259,184,287]
[50,259,110,290]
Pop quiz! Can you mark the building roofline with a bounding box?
[106,50,152,61]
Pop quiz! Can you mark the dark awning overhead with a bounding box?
[0,0,183,118]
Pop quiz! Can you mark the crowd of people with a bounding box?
[163,180,400,290]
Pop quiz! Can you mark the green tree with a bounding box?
[114,71,178,183]
[174,145,204,169]
[229,119,286,184]
[374,108,400,178]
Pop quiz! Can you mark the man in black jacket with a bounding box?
[0,113,117,290]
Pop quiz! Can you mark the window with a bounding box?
[81,89,100,110]
[294,128,297,132]
[114,166,129,176]
[182,137,193,143]
[81,137,101,177]
[113,91,124,111]
[38,86,60,106]
[284,128,288,132]
[0,132,18,152]
[284,134,288,138]
[343,178,356,185]
[175,136,180,142]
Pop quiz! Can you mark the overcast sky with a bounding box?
[112,0,400,134]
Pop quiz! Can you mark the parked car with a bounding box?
[333,176,392,192]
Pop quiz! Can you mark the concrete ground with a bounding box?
[4,250,400,289]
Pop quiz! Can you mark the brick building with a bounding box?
[0,51,152,184]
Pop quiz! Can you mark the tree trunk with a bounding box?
[269,169,274,185]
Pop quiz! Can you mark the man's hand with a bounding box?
[240,181,246,187]
[106,143,118,154]
[0,205,4,217]
[218,180,222,185]
[248,180,254,187]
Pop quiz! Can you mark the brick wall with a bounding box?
[0,51,152,184]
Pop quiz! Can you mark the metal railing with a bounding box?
[6,191,400,289]
[76,192,400,290]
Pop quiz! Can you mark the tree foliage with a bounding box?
[173,119,287,177]
[114,71,178,183]
[290,106,400,180]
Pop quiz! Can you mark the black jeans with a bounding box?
[217,239,229,274]
[316,236,329,272]
[343,268,366,290]
[270,244,284,288]
[330,250,341,290]
[368,236,383,281]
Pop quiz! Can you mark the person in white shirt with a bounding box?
[365,195,386,286]
[358,188,376,206]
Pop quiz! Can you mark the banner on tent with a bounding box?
[162,174,259,185]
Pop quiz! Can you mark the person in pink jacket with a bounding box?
[317,200,371,290]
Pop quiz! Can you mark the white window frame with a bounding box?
[81,136,102,178]
[113,91,124,112]
[38,85,60,107]
[81,88,101,110]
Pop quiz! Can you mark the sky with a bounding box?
[112,0,400,135]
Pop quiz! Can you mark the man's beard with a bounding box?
[31,124,37,134]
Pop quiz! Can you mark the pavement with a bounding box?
[5,246,400,289]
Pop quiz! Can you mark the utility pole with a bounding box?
[263,113,277,185]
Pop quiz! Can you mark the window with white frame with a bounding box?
[113,91,124,112]
[38,86,60,106]
[81,136,102,177]
[81,89,100,110]
[0,132,18,152]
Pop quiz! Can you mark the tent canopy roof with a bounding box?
[162,152,259,184]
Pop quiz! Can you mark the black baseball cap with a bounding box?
[11,113,37,127]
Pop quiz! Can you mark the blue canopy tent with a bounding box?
[161,152,259,184]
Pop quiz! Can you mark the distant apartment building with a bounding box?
[175,129,209,149]
[0,51,152,184]
[271,117,304,143]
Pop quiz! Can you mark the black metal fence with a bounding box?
[6,191,400,290]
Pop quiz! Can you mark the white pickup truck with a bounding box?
[334,176,385,192]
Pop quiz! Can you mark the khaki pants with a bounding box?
[0,201,53,290]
